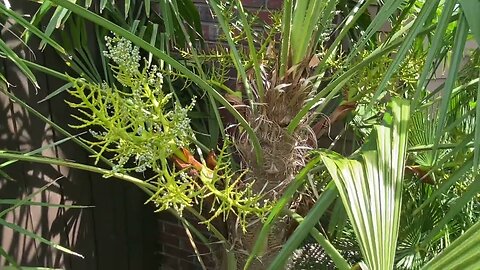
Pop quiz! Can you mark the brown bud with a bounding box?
[206,151,217,170]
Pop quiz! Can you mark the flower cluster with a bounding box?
[67,35,196,210]
[74,82,191,173]
[104,35,141,76]
[67,35,270,227]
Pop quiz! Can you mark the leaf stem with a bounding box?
[0,151,156,191]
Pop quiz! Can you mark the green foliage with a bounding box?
[270,186,350,270]
[69,35,194,169]
[350,50,425,140]
[1,0,480,269]
[66,35,269,225]
[396,177,479,270]
[421,219,480,270]
[286,243,335,270]
[321,99,410,270]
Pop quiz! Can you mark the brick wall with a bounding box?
[157,212,216,270]
[193,0,283,42]
[157,3,284,269]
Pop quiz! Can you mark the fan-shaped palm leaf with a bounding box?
[321,98,410,270]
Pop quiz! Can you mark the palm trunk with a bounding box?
[227,94,315,268]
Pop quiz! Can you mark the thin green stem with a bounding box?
[279,0,292,77]
[244,155,323,269]
[408,142,475,152]
[49,0,264,165]
[0,151,156,191]
[0,88,114,167]
[286,209,350,270]
[235,1,265,101]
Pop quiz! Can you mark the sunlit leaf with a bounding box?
[458,0,480,44]
[321,98,410,270]
[422,218,480,270]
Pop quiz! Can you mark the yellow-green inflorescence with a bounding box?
[66,34,270,229]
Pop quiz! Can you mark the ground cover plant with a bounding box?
[1,0,479,269]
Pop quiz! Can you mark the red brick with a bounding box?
[201,23,220,41]
[178,258,200,270]
[241,0,266,8]
[267,0,283,9]
[162,221,185,234]
[160,254,180,269]
[256,10,273,24]
[195,242,211,255]
[162,244,196,258]
[157,211,179,223]
[159,231,180,247]
[197,4,215,22]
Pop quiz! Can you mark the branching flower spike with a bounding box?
[66,35,269,228]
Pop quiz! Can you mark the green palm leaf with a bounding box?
[422,218,480,270]
[47,0,264,165]
[321,98,410,270]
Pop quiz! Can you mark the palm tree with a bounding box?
[1,0,479,269]
[205,0,480,269]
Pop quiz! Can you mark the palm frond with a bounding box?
[422,218,480,270]
[321,98,410,270]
